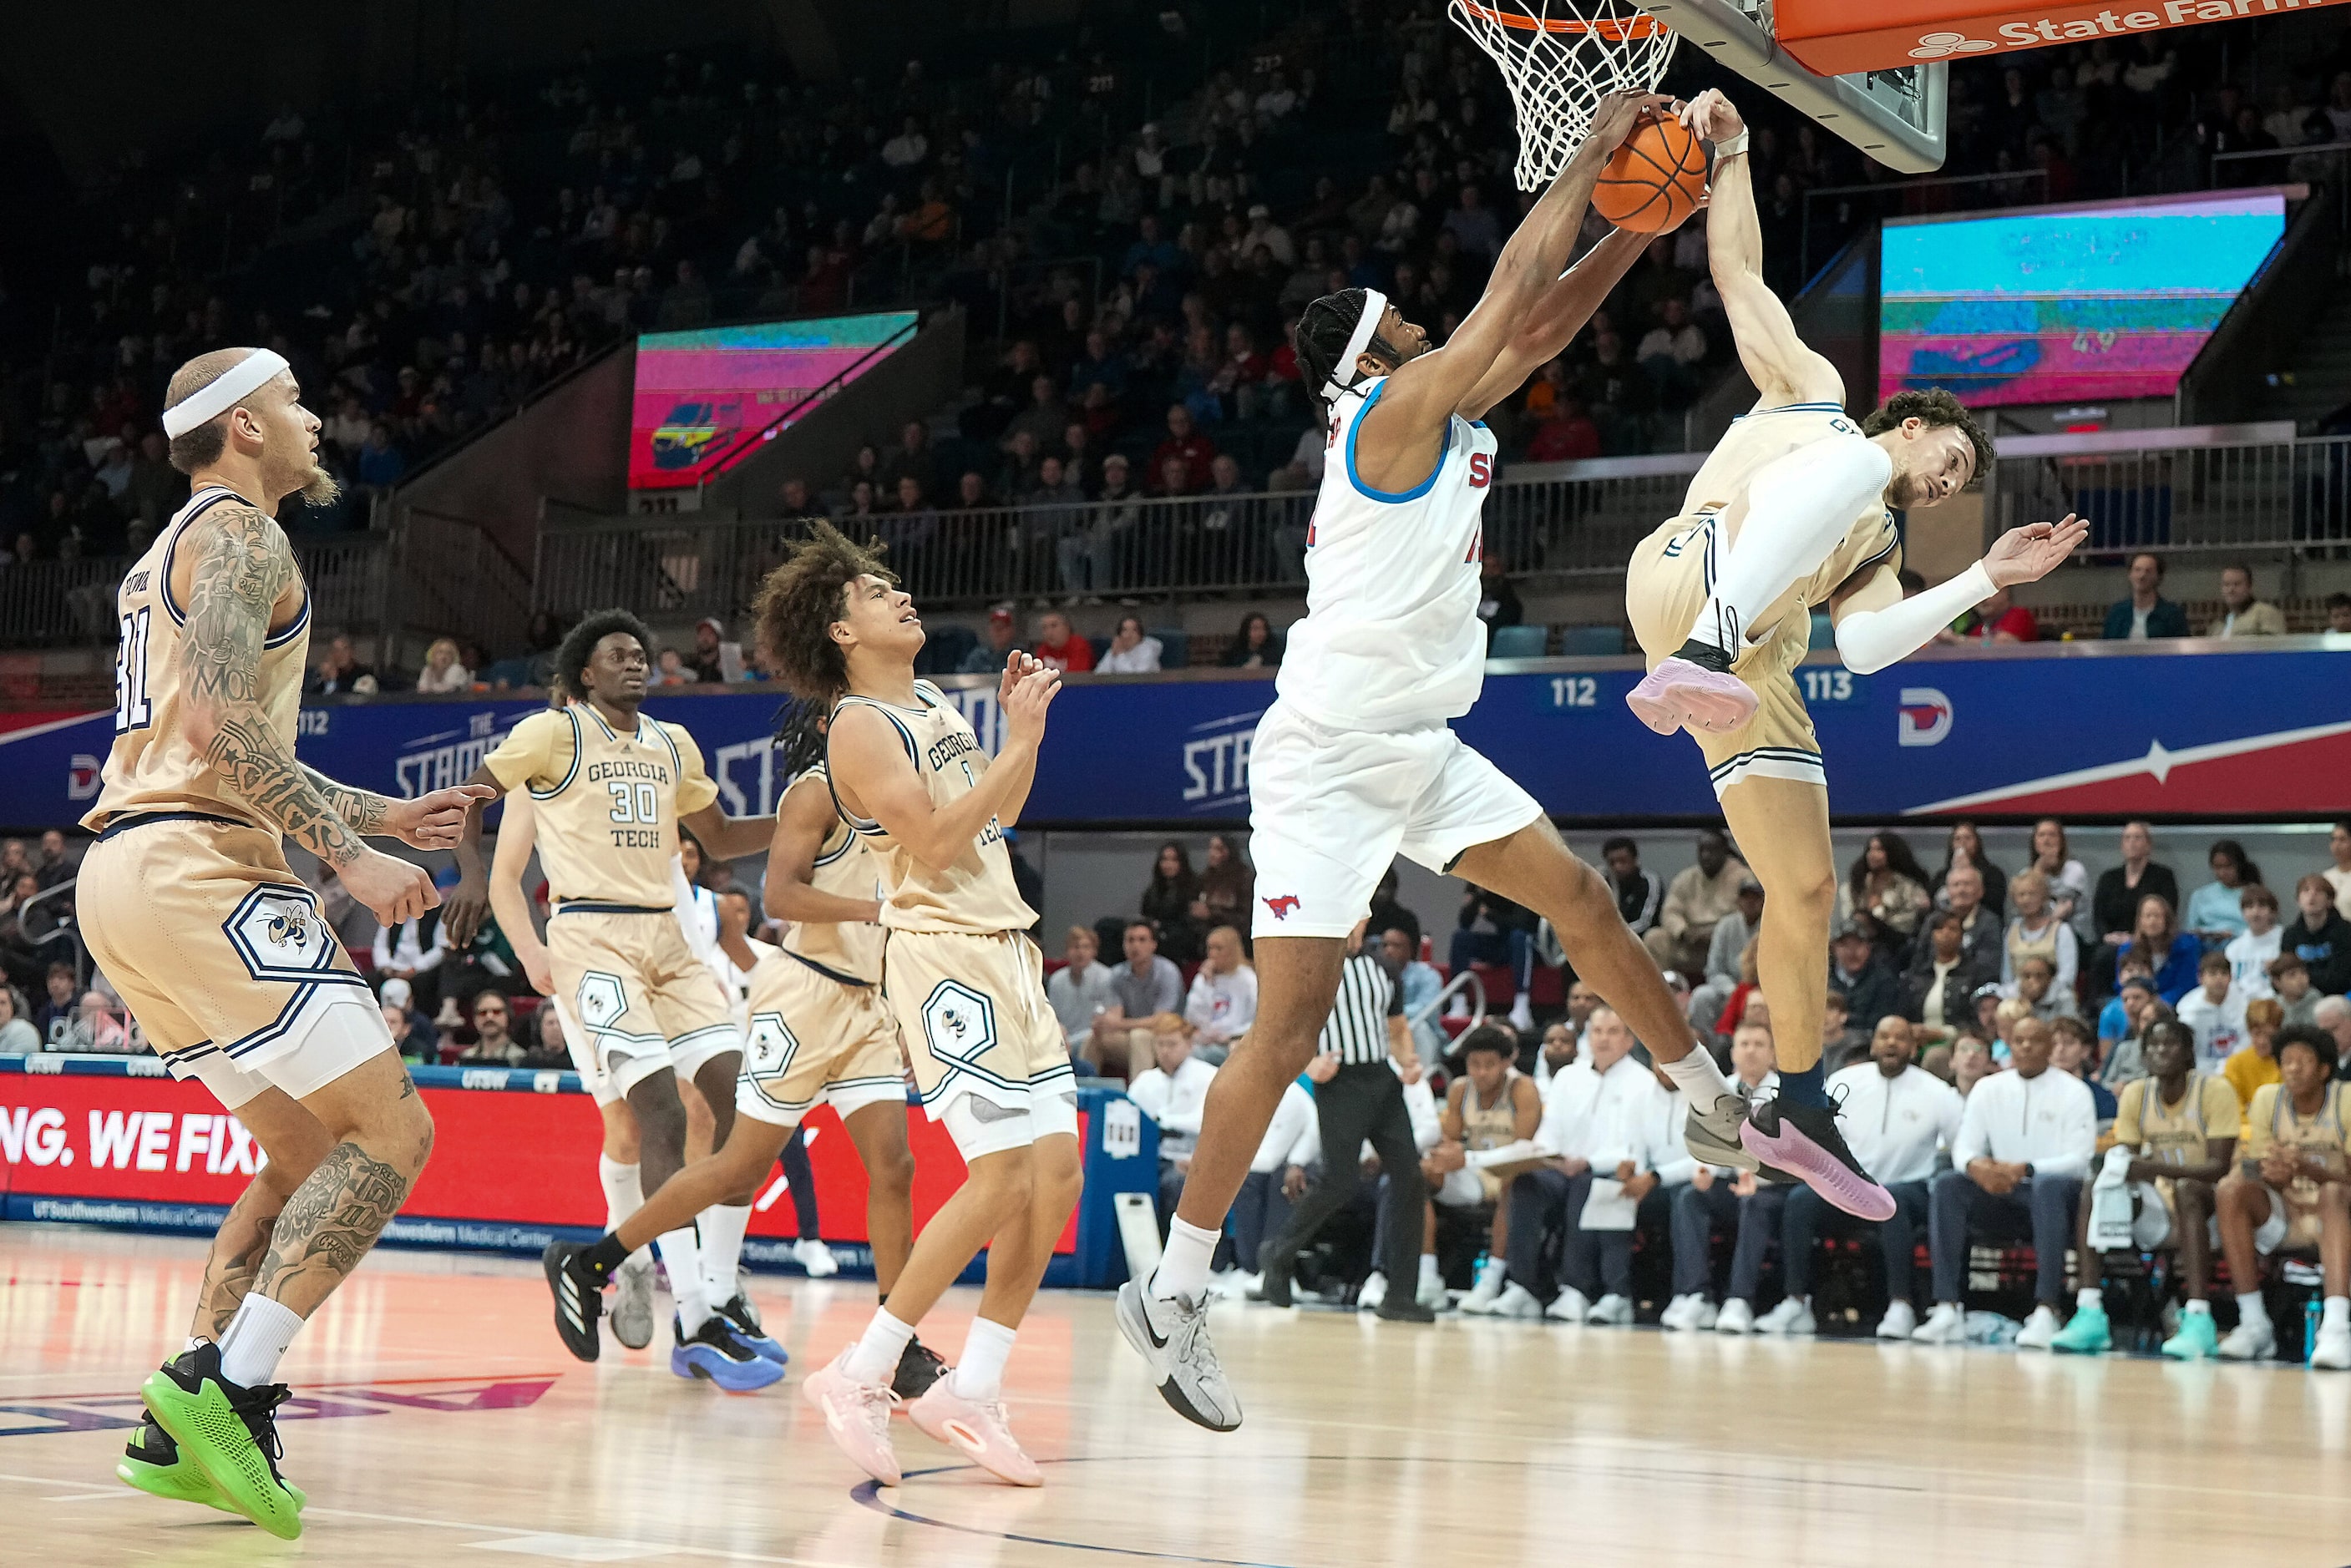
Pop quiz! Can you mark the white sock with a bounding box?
[2076,1287,2103,1310]
[659,1227,709,1334]
[1153,1216,1220,1302]
[2236,1291,2268,1326]
[218,1293,304,1388]
[1687,438,1890,656]
[598,1155,642,1231]
[949,1317,1019,1403]
[1659,1047,1735,1116]
[699,1203,752,1305]
[2325,1296,2350,1332]
[842,1307,917,1386]
[1417,1254,1441,1291]
[2183,1298,2212,1317]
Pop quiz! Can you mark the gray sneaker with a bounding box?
[1116,1279,1241,1432]
[1684,1095,1761,1174]
[611,1254,656,1350]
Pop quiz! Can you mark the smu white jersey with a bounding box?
[1277,376,1499,731]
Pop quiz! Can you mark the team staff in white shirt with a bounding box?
[1127,1032,1220,1225]
[1914,1016,2097,1345]
[1219,1061,1328,1293]
[1777,1017,1962,1339]
[1663,1021,1782,1333]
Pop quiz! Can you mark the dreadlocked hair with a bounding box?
[1863,387,1994,490]
[771,695,829,777]
[555,608,656,699]
[752,519,898,703]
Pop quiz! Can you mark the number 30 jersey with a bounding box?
[484,704,718,908]
[83,485,312,834]
[827,680,1036,937]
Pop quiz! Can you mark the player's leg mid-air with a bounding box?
[1116,92,1806,1433]
[1624,88,2087,1206]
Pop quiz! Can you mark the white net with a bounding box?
[1447,0,1679,191]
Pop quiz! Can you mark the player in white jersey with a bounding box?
[85,348,489,1537]
[1623,89,2087,1208]
[1118,93,1761,1434]
[540,699,943,1398]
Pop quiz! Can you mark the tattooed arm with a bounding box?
[180,504,439,923]
[301,764,390,837]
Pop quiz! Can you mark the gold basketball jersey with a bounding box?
[1671,403,1903,662]
[785,766,885,983]
[83,486,312,833]
[828,680,1036,937]
[2114,1072,2240,1168]
[484,704,718,908]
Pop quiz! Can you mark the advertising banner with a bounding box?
[0,1058,1154,1286]
[14,641,2351,830]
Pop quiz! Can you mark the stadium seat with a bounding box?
[919,625,977,674]
[1488,625,1548,659]
[1557,625,1624,656]
[1809,612,1836,650]
[1528,964,1564,1008]
[1469,961,1517,1005]
[1150,628,1190,668]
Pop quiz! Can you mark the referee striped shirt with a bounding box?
[1320,952,1405,1066]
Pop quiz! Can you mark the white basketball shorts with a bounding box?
[1246,698,1543,941]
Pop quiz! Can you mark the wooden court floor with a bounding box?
[4,1226,2348,1568]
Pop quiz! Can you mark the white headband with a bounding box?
[1320,290,1389,403]
[163,350,290,438]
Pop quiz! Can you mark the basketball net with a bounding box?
[1448,0,1678,191]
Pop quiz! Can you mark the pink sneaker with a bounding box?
[803,1349,902,1485]
[908,1378,1044,1487]
[1625,656,1758,736]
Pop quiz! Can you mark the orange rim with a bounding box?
[1454,1,1671,38]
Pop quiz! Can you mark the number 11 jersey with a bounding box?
[484,703,718,908]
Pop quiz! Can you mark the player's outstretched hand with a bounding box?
[1984,513,2088,588]
[996,650,1046,712]
[1678,88,1746,144]
[341,847,439,929]
[1001,663,1061,746]
[383,781,499,849]
[1584,90,1675,157]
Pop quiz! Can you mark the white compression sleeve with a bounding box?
[1463,1140,1543,1169]
[1834,561,1995,675]
[1690,436,1892,655]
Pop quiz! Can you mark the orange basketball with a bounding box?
[1593,114,1707,234]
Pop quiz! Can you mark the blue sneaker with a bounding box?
[670,1315,785,1392]
[712,1294,788,1364]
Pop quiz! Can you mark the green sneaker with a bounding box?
[2050,1302,2111,1355]
[2161,1309,2220,1360]
[138,1344,303,1540]
[118,1411,308,1514]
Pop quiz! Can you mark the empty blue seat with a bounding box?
[1557,625,1624,656]
[1809,611,1836,650]
[1150,628,1191,668]
[1489,625,1549,659]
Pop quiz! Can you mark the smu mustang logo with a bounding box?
[1263,893,1301,921]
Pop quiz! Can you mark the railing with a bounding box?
[391,510,535,670]
[0,535,394,651]
[1987,426,2351,556]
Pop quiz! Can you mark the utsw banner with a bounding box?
[12,640,2351,827]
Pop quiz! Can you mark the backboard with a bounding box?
[1636,0,1949,172]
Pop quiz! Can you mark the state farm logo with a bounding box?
[1909,30,1995,57]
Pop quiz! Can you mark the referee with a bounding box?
[1258,919,1433,1322]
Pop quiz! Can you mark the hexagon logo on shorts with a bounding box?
[745,1010,802,1084]
[223,885,340,983]
[575,972,628,1032]
[920,980,997,1065]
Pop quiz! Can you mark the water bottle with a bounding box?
[2306,1297,2323,1365]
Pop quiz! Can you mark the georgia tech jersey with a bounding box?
[784,765,885,982]
[484,703,718,908]
[83,485,312,833]
[827,681,1036,937]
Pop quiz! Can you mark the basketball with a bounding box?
[1594,114,1707,234]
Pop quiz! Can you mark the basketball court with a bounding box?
[7,1226,2344,1567]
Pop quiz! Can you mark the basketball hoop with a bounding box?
[1449,0,1679,192]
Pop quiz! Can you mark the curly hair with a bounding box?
[1862,387,1994,489]
[770,694,829,776]
[554,609,655,700]
[751,519,896,702]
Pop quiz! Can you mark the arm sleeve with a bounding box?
[484,710,560,794]
[2034,1085,2096,1179]
[1833,561,1996,676]
[668,725,721,816]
